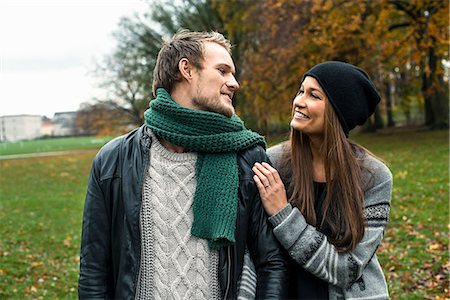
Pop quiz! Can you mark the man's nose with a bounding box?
[227,75,240,91]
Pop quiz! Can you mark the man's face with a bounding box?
[191,42,239,118]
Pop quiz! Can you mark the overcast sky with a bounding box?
[0,0,149,118]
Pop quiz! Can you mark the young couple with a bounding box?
[78,30,392,300]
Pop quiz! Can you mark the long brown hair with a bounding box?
[279,100,366,252]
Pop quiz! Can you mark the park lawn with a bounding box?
[351,129,449,299]
[0,130,448,298]
[0,150,97,298]
[0,136,112,156]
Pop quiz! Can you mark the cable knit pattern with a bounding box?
[144,88,265,248]
[135,133,220,300]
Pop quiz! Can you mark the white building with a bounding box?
[41,117,54,137]
[52,111,77,136]
[0,115,43,142]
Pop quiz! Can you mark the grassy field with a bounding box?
[0,136,111,156]
[353,129,449,299]
[0,129,448,298]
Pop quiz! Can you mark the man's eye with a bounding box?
[218,69,225,74]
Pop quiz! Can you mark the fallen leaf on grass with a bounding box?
[28,285,37,293]
[63,236,72,247]
[429,243,440,250]
[31,262,44,268]
[397,170,408,179]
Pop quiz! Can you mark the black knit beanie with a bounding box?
[302,61,381,136]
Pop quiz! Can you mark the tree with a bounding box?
[218,0,387,134]
[94,0,449,133]
[384,0,449,128]
[92,15,163,126]
[217,0,449,133]
[92,0,228,128]
[76,102,132,136]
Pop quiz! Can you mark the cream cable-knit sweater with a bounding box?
[135,132,221,300]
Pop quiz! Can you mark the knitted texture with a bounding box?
[237,249,257,300]
[136,135,221,299]
[267,144,392,299]
[144,88,266,248]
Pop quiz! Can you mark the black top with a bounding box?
[287,182,329,299]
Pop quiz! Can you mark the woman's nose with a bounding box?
[293,95,306,107]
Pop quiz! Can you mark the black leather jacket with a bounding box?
[78,126,288,299]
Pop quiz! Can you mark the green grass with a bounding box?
[351,129,449,299]
[0,136,112,156]
[0,150,97,298]
[0,131,448,298]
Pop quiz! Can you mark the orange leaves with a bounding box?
[396,170,408,179]
[63,235,72,247]
[218,0,449,132]
[30,261,44,268]
[429,243,440,251]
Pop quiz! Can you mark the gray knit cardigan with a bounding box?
[267,143,393,300]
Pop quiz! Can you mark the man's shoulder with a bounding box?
[94,126,145,163]
[238,144,268,165]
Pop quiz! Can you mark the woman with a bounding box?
[252,61,392,299]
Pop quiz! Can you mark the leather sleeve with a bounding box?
[78,151,114,299]
[244,147,289,299]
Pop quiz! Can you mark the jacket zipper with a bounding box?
[224,246,232,299]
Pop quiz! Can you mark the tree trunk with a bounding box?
[427,43,449,129]
[421,58,434,127]
[374,106,384,129]
[361,116,376,133]
[430,76,449,129]
[384,79,395,127]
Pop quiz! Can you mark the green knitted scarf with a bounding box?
[144,88,265,249]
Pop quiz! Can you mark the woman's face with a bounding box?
[290,76,326,136]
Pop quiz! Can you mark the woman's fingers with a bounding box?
[253,162,281,186]
[260,162,282,184]
[252,162,289,217]
[253,174,267,194]
[252,163,271,188]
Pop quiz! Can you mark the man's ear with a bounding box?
[179,58,193,81]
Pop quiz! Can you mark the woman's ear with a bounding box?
[178,58,193,81]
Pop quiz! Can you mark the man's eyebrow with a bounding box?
[217,63,236,75]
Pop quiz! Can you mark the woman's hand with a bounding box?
[252,162,289,217]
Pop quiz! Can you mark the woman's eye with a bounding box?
[311,93,320,99]
[298,89,304,95]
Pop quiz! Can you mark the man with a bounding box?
[78,30,287,299]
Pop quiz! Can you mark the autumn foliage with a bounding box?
[216,0,449,134]
[76,102,132,136]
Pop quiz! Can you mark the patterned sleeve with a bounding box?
[268,155,392,289]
